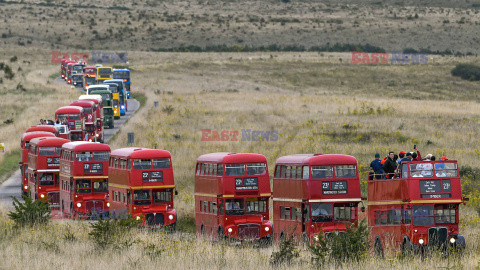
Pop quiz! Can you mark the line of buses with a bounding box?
[19,124,466,254]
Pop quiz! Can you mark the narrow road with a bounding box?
[0,79,140,209]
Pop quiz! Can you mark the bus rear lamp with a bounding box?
[76,202,82,208]
[418,238,424,245]
[168,214,174,220]
[450,238,456,244]
[227,228,233,233]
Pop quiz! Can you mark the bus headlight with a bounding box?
[227,228,233,233]
[24,185,28,190]
[419,238,424,245]
[40,194,45,198]
[136,216,141,221]
[76,202,82,208]
[168,214,174,220]
[106,202,110,207]
[265,226,270,232]
[313,235,320,242]
[121,105,125,109]
[450,237,456,244]
[95,133,100,138]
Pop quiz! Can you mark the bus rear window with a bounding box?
[153,158,170,169]
[133,159,151,169]
[225,164,245,176]
[335,165,356,178]
[311,166,333,179]
[94,152,110,161]
[246,163,267,175]
[39,147,56,156]
[76,152,93,161]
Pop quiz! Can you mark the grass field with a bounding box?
[1,47,480,268]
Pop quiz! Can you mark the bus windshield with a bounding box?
[93,180,108,192]
[246,163,267,175]
[98,68,111,75]
[225,198,245,215]
[68,114,80,120]
[225,164,245,176]
[434,163,458,177]
[134,190,151,205]
[153,189,171,203]
[412,205,434,226]
[311,166,333,179]
[434,205,456,224]
[83,107,92,114]
[246,198,267,213]
[113,71,129,79]
[39,173,54,186]
[76,179,91,193]
[311,203,333,222]
[84,68,96,73]
[39,147,56,156]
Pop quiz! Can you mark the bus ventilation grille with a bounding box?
[428,227,448,246]
[238,224,260,240]
[146,213,165,226]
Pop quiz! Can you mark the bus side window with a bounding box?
[210,202,217,214]
[403,208,411,224]
[294,207,302,222]
[127,191,132,204]
[280,166,286,179]
[303,166,309,179]
[281,206,291,220]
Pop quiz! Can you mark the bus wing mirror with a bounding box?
[174,190,178,196]
[361,206,366,213]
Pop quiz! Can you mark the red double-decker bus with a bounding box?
[78,95,104,143]
[20,132,56,195]
[69,100,97,141]
[27,137,70,209]
[59,141,110,219]
[55,106,85,141]
[195,153,273,242]
[108,148,177,228]
[61,59,75,79]
[272,154,361,243]
[368,158,465,255]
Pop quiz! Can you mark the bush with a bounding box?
[309,221,369,265]
[8,194,51,227]
[89,215,139,249]
[270,235,299,266]
[451,64,480,81]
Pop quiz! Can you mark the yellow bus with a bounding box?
[109,84,121,119]
[96,67,113,84]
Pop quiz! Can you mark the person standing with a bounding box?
[370,153,385,180]
[383,151,397,179]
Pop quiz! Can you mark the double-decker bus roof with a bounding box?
[62,141,111,152]
[197,152,267,164]
[87,84,110,91]
[29,137,70,147]
[78,95,102,104]
[113,69,129,72]
[26,125,58,134]
[55,106,84,114]
[70,100,95,108]
[111,147,171,159]
[104,79,124,84]
[22,131,55,142]
[276,154,357,166]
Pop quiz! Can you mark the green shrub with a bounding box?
[89,215,139,249]
[8,194,51,227]
[309,221,369,265]
[270,235,299,266]
[451,64,480,81]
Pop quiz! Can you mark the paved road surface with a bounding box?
[0,80,139,209]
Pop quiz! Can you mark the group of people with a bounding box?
[370,149,448,179]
